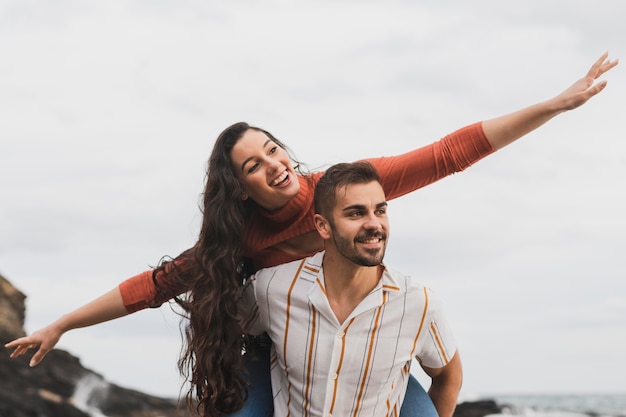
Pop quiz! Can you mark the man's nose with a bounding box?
[363,213,383,230]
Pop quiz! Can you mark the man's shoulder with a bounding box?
[382,264,428,293]
[255,251,324,281]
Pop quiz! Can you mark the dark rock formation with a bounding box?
[0,273,27,341]
[0,273,189,417]
[454,399,504,417]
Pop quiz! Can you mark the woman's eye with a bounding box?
[268,146,278,155]
[247,162,260,174]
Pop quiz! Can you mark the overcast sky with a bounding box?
[2,0,625,400]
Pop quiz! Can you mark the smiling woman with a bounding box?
[231,128,301,211]
[5,53,618,417]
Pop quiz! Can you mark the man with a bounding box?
[240,161,462,417]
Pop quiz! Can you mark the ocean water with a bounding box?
[482,394,626,417]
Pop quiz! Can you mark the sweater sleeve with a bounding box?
[367,122,493,200]
[118,270,158,313]
[118,251,194,313]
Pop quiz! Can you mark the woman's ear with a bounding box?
[314,213,331,240]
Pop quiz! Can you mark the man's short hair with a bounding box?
[314,161,382,218]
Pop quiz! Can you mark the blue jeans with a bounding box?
[400,373,439,417]
[226,334,437,417]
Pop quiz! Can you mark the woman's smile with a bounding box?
[231,129,301,210]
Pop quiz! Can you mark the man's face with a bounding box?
[327,181,389,266]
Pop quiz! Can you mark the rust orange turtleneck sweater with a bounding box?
[119,122,493,313]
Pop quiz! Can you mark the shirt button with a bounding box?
[330,373,338,380]
[337,331,344,338]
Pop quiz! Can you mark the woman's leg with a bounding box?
[399,374,438,417]
[224,333,274,417]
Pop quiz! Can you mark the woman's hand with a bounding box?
[483,52,618,150]
[5,324,64,367]
[4,287,130,367]
[551,52,618,112]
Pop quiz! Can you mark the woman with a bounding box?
[6,53,617,417]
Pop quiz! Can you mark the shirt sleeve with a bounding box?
[367,122,493,201]
[416,287,457,369]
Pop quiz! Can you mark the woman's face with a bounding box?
[230,129,300,211]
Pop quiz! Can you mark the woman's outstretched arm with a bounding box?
[483,52,618,150]
[4,287,128,366]
[373,52,618,201]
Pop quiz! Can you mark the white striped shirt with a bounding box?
[240,251,456,417]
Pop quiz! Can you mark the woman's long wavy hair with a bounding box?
[158,122,304,416]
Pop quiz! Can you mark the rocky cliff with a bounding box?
[0,273,188,417]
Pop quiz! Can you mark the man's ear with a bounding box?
[314,213,331,240]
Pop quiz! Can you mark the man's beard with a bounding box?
[332,229,387,267]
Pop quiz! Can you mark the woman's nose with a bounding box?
[267,158,282,173]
